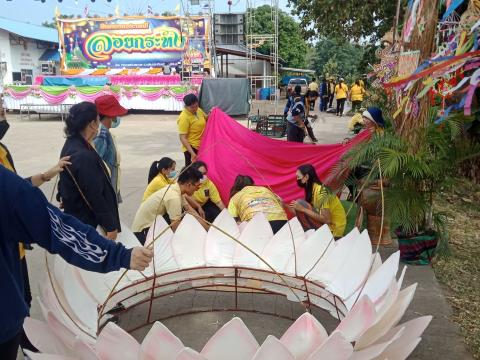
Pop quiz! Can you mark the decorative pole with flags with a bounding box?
[147,4,153,16]
[84,5,90,18]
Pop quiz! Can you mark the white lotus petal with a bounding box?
[375,277,399,318]
[141,321,184,359]
[370,253,382,274]
[397,265,407,289]
[335,296,376,342]
[306,331,353,360]
[46,311,79,350]
[307,227,360,284]
[172,214,207,268]
[23,317,70,355]
[96,322,141,360]
[280,312,328,360]
[252,335,295,360]
[350,327,404,360]
[374,316,432,360]
[261,217,306,274]
[176,348,207,360]
[201,317,259,360]
[288,225,333,277]
[145,215,172,248]
[205,209,240,266]
[147,215,178,273]
[355,283,418,349]
[345,251,400,310]
[326,230,372,300]
[234,213,273,268]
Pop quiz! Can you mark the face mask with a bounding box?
[111,117,121,128]
[200,175,208,183]
[0,120,10,140]
[297,179,307,188]
[167,170,177,179]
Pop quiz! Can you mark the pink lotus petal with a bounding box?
[23,351,75,360]
[375,277,399,318]
[280,312,328,360]
[46,311,79,350]
[141,321,184,359]
[252,335,295,360]
[201,317,259,360]
[73,338,99,360]
[335,296,376,342]
[96,322,141,360]
[306,331,353,360]
[23,317,70,355]
[355,283,417,349]
[374,316,432,360]
[176,348,207,360]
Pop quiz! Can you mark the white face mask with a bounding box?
[200,175,208,183]
[111,117,121,128]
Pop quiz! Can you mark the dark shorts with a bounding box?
[184,147,199,167]
[286,122,305,142]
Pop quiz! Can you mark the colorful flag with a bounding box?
[83,5,89,17]
[147,4,153,15]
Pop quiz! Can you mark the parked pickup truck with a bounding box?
[286,78,308,97]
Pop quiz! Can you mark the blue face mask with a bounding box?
[111,117,121,128]
[167,170,177,179]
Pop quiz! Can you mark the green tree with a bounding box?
[288,0,400,42]
[247,5,310,68]
[311,38,365,80]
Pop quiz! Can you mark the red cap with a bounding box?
[95,95,128,117]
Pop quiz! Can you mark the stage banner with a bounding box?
[57,16,208,70]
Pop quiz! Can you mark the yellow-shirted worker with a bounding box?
[350,80,366,113]
[289,164,346,238]
[335,78,349,116]
[142,157,177,202]
[177,94,208,166]
[228,175,288,234]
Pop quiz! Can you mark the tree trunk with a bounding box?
[395,0,440,143]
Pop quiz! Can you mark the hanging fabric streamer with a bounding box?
[442,0,466,21]
[464,68,480,115]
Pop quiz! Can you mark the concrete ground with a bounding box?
[4,105,472,359]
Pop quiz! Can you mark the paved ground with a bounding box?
[4,105,472,358]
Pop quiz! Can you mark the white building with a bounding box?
[0,17,59,85]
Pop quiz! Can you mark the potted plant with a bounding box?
[336,107,479,263]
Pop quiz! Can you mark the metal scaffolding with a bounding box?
[246,0,279,113]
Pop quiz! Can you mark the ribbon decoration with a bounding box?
[464,68,480,116]
[442,0,466,21]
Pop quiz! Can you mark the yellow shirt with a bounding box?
[335,83,349,99]
[177,108,207,152]
[193,178,222,206]
[132,183,183,232]
[348,113,364,131]
[350,84,365,101]
[228,186,287,222]
[308,82,319,92]
[142,174,175,202]
[312,183,346,238]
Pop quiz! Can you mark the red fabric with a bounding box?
[198,108,371,204]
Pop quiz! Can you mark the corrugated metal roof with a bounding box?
[39,48,61,61]
[0,17,58,43]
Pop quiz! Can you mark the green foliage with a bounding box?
[247,5,310,68]
[288,0,399,42]
[311,38,365,81]
[339,108,480,236]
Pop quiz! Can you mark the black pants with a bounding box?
[320,96,328,111]
[352,100,362,113]
[287,122,305,142]
[328,94,334,108]
[184,147,198,167]
[19,257,36,354]
[0,331,22,360]
[336,98,346,115]
[305,120,317,142]
[202,200,222,223]
[269,220,288,234]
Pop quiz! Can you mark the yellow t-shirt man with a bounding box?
[142,174,175,202]
[177,108,207,152]
[308,81,319,92]
[228,186,287,222]
[350,84,365,102]
[335,83,349,100]
[312,183,346,238]
[132,183,184,232]
[193,179,222,206]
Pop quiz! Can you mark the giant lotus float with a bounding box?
[24,210,432,359]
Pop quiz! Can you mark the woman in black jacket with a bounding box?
[58,102,121,240]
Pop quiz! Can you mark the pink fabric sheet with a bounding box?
[198,108,371,204]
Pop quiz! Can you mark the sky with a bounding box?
[0,0,291,25]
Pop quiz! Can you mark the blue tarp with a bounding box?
[42,76,109,86]
[39,49,61,62]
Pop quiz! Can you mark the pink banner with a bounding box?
[198,109,371,204]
